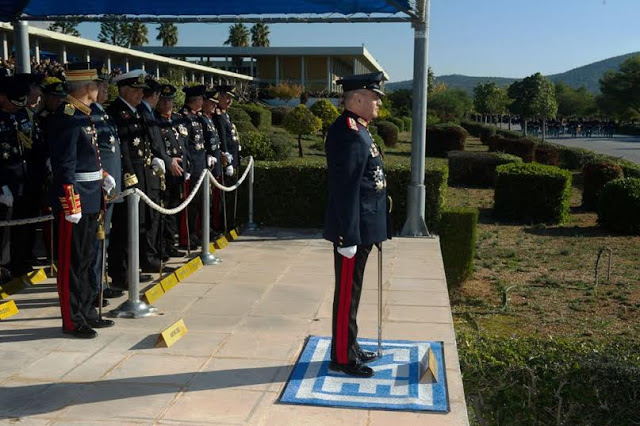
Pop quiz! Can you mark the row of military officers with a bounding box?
[0,62,241,338]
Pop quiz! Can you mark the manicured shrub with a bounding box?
[401,116,412,132]
[479,126,496,145]
[234,120,257,134]
[309,99,339,138]
[237,104,272,132]
[495,128,522,139]
[597,177,640,234]
[240,131,273,160]
[269,134,292,161]
[426,124,468,157]
[488,136,535,162]
[494,162,572,224]
[387,117,405,132]
[270,106,292,126]
[534,145,560,166]
[439,207,478,290]
[376,120,400,147]
[227,107,252,124]
[460,120,485,137]
[283,105,322,157]
[250,161,447,232]
[448,151,522,187]
[459,332,640,426]
[582,161,624,210]
[551,144,603,170]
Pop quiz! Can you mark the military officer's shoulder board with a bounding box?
[63,103,76,116]
[64,96,92,116]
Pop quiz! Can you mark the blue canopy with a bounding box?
[0,0,416,21]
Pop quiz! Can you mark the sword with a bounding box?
[183,182,191,256]
[158,174,166,278]
[376,242,383,358]
[221,172,228,233]
[97,210,106,321]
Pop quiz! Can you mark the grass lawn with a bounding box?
[269,125,640,342]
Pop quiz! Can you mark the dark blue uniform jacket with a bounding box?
[323,110,389,247]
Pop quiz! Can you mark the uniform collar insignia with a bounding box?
[65,95,92,116]
[357,117,368,128]
[347,117,358,131]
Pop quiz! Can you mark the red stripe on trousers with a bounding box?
[337,255,355,364]
[57,212,74,331]
[179,180,190,245]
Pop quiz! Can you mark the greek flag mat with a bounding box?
[280,336,449,412]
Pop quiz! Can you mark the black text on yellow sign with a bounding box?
[156,318,188,348]
[0,300,19,320]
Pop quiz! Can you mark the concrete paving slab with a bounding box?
[0,229,468,425]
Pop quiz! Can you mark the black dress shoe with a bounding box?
[357,350,378,363]
[92,298,109,308]
[161,254,170,262]
[161,265,177,273]
[168,248,186,258]
[139,274,153,283]
[103,288,125,299]
[140,262,162,273]
[88,318,115,328]
[63,325,97,339]
[329,361,374,378]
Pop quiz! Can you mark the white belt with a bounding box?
[75,170,102,182]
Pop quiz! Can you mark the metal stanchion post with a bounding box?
[109,192,157,318]
[246,158,258,231]
[200,173,221,265]
[377,242,383,358]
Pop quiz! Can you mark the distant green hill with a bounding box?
[387,51,640,94]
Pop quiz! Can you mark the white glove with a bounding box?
[337,245,357,259]
[65,213,82,224]
[225,165,234,177]
[224,152,233,164]
[45,158,52,173]
[0,185,13,207]
[151,158,166,176]
[184,172,191,181]
[102,174,116,195]
[207,156,216,168]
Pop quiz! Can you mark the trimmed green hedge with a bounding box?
[582,161,624,210]
[250,160,448,232]
[439,207,478,290]
[448,151,522,187]
[376,120,400,147]
[598,177,640,234]
[228,107,252,123]
[533,144,560,166]
[426,124,468,157]
[488,135,535,162]
[459,333,640,426]
[234,120,257,134]
[401,116,412,133]
[387,117,405,132]
[494,163,572,224]
[237,104,272,132]
[270,106,292,126]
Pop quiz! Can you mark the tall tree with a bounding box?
[600,55,640,117]
[48,22,80,37]
[98,18,131,47]
[473,82,509,124]
[508,72,557,138]
[250,23,270,47]
[555,82,596,118]
[156,23,178,47]
[128,23,149,47]
[427,66,435,95]
[224,24,250,71]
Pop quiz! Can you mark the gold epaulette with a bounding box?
[65,95,92,116]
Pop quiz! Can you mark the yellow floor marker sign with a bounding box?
[0,300,18,320]
[227,229,239,241]
[143,283,165,305]
[156,318,188,347]
[160,273,179,292]
[214,236,229,249]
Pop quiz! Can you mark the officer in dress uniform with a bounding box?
[106,70,164,289]
[89,64,125,305]
[178,85,206,248]
[49,63,116,338]
[324,72,390,377]
[212,85,240,229]
[0,76,36,279]
[201,90,222,237]
[154,85,188,257]
[33,77,67,263]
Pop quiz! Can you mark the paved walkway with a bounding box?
[0,229,468,425]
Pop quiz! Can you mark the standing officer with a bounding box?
[49,62,115,338]
[178,85,206,248]
[201,90,222,237]
[154,84,187,257]
[90,64,125,305]
[107,70,163,289]
[212,85,240,229]
[0,75,36,279]
[324,72,390,377]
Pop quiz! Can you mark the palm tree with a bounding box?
[156,23,178,47]
[250,23,270,47]
[128,23,149,47]
[48,22,80,37]
[224,24,250,71]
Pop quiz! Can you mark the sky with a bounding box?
[73,0,640,83]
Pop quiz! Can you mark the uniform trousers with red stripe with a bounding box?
[56,212,99,331]
[331,244,372,364]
